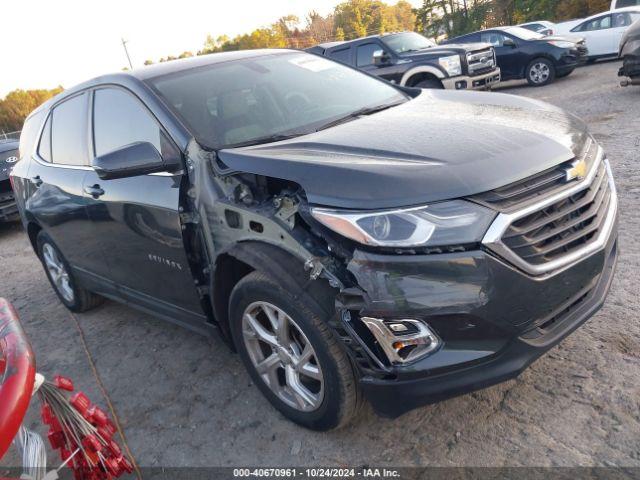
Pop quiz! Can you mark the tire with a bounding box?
[229,270,360,430]
[36,231,104,312]
[414,78,444,89]
[526,58,556,86]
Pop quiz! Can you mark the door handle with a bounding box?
[84,184,105,198]
[31,175,43,187]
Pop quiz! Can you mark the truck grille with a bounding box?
[467,48,496,76]
[501,161,611,265]
[479,140,617,275]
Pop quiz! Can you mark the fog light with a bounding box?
[360,317,440,365]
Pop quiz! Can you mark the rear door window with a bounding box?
[576,15,612,31]
[328,47,351,64]
[480,32,509,46]
[51,93,89,166]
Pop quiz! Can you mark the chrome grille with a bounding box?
[501,161,611,265]
[481,144,618,276]
[467,48,496,76]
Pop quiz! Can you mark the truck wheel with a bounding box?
[229,270,360,430]
[36,231,104,312]
[414,78,444,89]
[526,58,556,86]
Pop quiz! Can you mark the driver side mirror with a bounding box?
[93,141,178,180]
[502,38,516,48]
[373,49,391,66]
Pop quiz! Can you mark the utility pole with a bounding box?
[121,38,133,70]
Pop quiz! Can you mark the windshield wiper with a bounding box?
[315,101,405,132]
[223,132,307,149]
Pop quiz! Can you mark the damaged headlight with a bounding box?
[311,200,495,248]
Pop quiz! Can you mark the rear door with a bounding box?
[26,93,111,283]
[481,31,522,78]
[85,86,205,321]
[572,14,614,56]
[612,12,640,51]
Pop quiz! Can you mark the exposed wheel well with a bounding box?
[406,72,443,88]
[211,242,338,350]
[212,253,254,348]
[26,222,42,254]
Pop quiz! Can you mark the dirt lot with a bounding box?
[1,60,639,469]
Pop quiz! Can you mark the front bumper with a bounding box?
[619,55,640,79]
[0,180,18,222]
[345,217,618,418]
[442,68,501,90]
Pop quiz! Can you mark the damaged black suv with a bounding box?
[12,50,618,430]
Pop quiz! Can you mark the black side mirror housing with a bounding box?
[93,142,177,180]
[502,38,516,48]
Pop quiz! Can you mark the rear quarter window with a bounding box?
[329,47,352,64]
[18,110,46,159]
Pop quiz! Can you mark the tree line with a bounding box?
[0,0,610,132]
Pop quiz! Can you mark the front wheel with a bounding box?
[526,58,556,86]
[229,271,360,430]
[414,78,444,89]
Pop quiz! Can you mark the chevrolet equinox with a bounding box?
[11,50,618,430]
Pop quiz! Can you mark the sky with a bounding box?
[2,0,423,98]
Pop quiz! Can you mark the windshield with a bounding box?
[149,52,407,150]
[381,32,436,53]
[502,26,545,40]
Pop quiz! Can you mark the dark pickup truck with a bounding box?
[0,139,20,222]
[307,31,501,90]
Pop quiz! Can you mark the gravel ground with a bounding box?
[1,60,639,470]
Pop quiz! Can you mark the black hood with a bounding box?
[218,90,589,210]
[537,34,585,44]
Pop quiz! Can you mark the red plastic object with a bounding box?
[70,391,91,415]
[0,298,36,460]
[54,375,74,391]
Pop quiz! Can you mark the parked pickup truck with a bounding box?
[12,50,617,431]
[307,31,501,90]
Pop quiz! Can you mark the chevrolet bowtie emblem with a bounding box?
[564,159,587,182]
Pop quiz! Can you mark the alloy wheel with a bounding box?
[529,62,550,84]
[42,243,74,303]
[242,301,324,412]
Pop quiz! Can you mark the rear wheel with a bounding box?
[229,270,360,430]
[526,58,556,86]
[37,232,103,312]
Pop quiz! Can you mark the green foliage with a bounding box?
[0,87,63,133]
[415,0,612,39]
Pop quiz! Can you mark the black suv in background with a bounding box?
[12,50,617,430]
[445,26,588,86]
[0,139,20,222]
[307,31,501,90]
